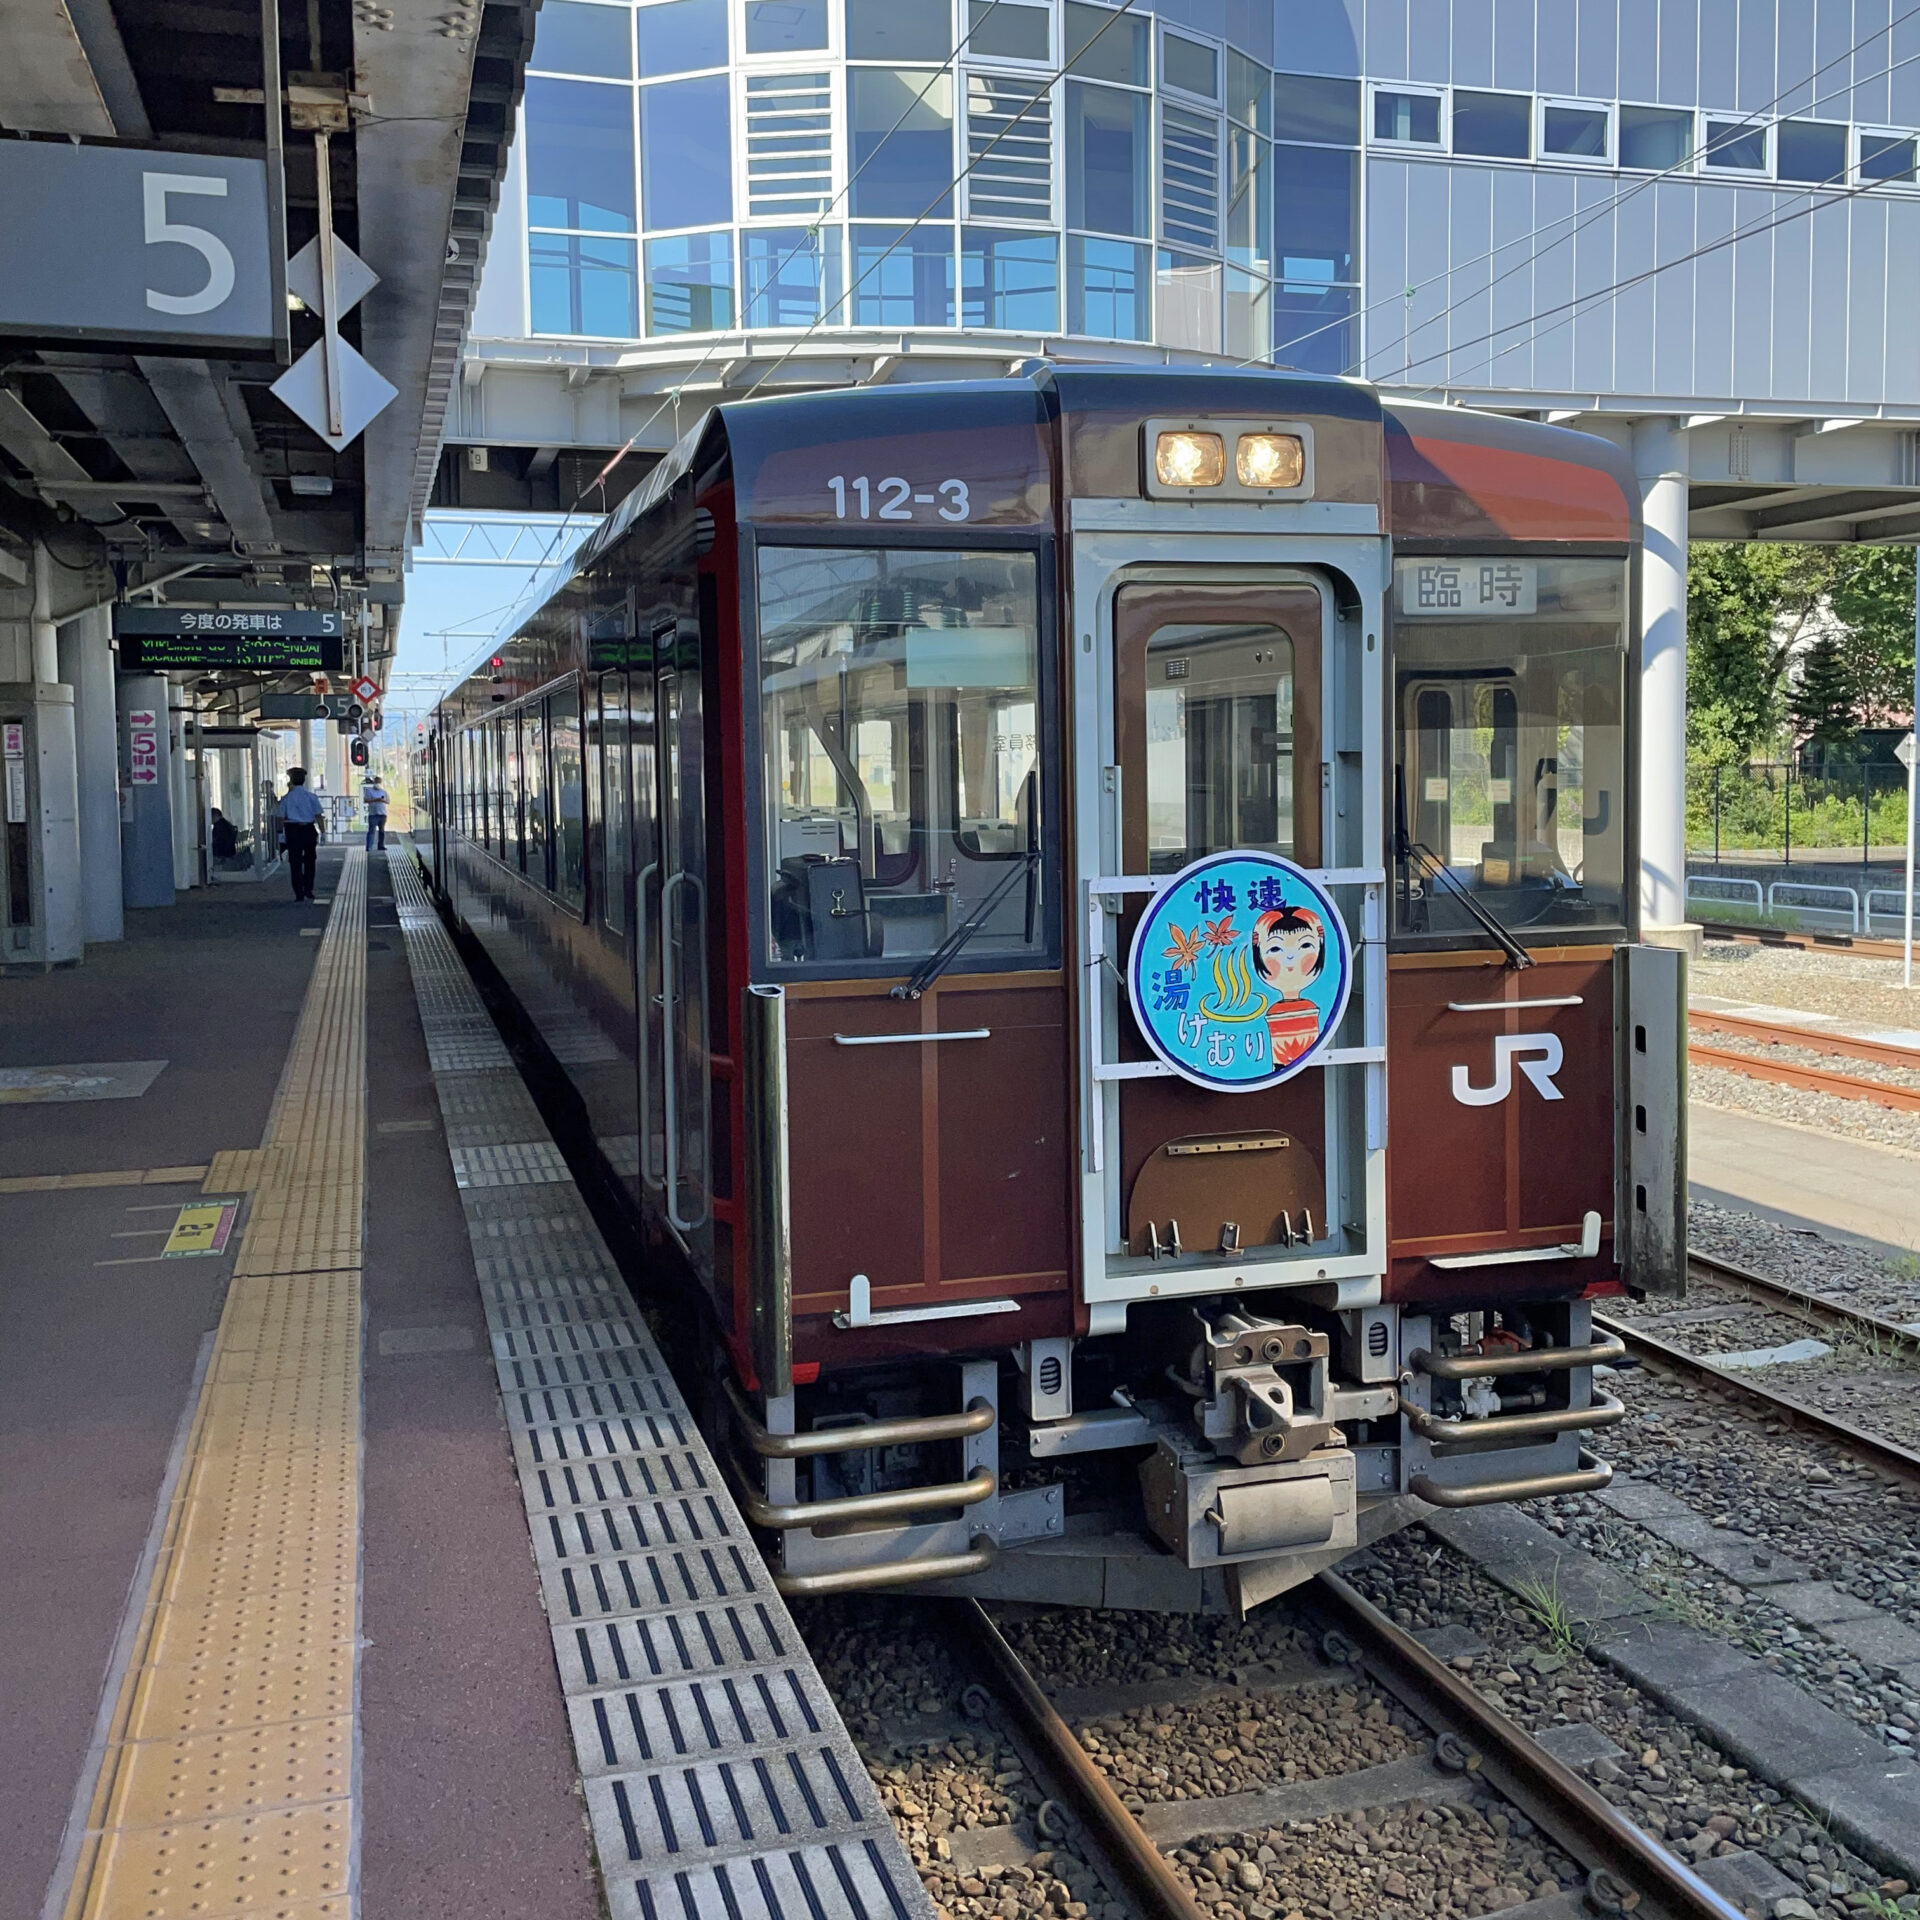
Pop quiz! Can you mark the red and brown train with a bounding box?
[424,365,1683,1606]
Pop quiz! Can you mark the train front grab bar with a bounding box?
[1409,1334,1625,1380]
[734,1463,997,1530]
[724,1378,996,1458]
[771,1541,997,1596]
[1410,1448,1615,1507]
[1400,1392,1626,1451]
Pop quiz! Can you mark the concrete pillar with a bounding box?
[30,544,58,684]
[169,703,195,889]
[1633,417,1695,949]
[117,672,176,908]
[56,605,124,943]
[299,718,315,777]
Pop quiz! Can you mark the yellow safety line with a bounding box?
[64,850,366,1920]
[0,1167,210,1194]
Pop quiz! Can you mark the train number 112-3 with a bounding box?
[827,475,971,522]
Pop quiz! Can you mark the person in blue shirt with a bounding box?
[276,768,324,901]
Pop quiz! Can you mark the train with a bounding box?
[420,364,1684,1610]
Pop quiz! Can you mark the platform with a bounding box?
[0,846,924,1920]
[1690,1100,1920,1262]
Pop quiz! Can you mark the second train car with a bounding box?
[423,365,1684,1606]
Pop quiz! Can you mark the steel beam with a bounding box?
[135,358,282,555]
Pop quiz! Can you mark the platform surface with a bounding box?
[1689,1100,1920,1261]
[0,852,595,1920]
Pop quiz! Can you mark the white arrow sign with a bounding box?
[285,233,379,318]
[271,336,397,452]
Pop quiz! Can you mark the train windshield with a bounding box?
[1391,556,1627,942]
[756,545,1048,971]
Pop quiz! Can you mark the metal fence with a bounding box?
[1687,760,1911,867]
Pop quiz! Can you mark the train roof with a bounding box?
[500,368,1636,679]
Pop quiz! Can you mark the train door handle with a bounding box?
[635,861,663,1189]
[661,869,711,1235]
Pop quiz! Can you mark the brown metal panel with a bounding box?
[1385,952,1617,1301]
[934,985,1073,1288]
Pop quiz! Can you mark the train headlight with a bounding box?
[1153,430,1225,488]
[1236,432,1306,489]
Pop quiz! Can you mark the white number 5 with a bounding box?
[143,174,235,316]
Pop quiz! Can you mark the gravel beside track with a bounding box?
[1690,1061,1920,1153]
[1689,1201,1920,1322]
[1345,1529,1905,1919]
[1693,944,1920,1031]
[1692,1027,1920,1095]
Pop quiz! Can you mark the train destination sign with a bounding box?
[1128,851,1353,1093]
[114,607,346,673]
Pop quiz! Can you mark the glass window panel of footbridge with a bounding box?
[755,545,1048,972]
[1390,557,1628,943]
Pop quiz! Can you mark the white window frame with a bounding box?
[1535,94,1612,166]
[1445,85,1533,164]
[1698,112,1773,178]
[1855,125,1920,188]
[734,0,837,63]
[733,64,840,226]
[526,0,638,82]
[1158,23,1223,107]
[960,67,1063,228]
[1156,94,1223,254]
[958,0,1054,70]
[1366,81,1445,151]
[1614,101,1697,173]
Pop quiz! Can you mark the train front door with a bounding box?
[1074,554,1390,1333]
[638,612,713,1280]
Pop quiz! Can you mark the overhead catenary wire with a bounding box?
[472,0,1041,652]
[1256,0,1920,377]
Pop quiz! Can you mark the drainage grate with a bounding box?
[385,850,931,1920]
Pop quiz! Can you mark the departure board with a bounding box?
[114,607,346,673]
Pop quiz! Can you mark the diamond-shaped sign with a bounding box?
[352,675,379,706]
[271,337,398,452]
[286,234,379,319]
[1898,732,1916,771]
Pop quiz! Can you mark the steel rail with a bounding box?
[1688,1009,1920,1074]
[1687,1038,1920,1113]
[1595,1309,1920,1487]
[952,1586,1743,1920]
[1696,923,1909,961]
[949,1599,1212,1920]
[1686,1246,1920,1359]
[1309,1573,1747,1920]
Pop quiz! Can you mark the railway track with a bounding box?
[1697,924,1912,961]
[1687,1008,1920,1112]
[952,1590,1748,1920]
[1593,1245,1920,1488]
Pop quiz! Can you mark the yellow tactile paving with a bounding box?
[0,1165,210,1193]
[66,851,368,1920]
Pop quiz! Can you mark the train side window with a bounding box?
[755,544,1048,971]
[1392,556,1627,944]
[551,682,587,909]
[599,672,630,930]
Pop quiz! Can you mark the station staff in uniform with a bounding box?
[276,768,324,902]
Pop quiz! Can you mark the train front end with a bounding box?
[719,369,1684,1603]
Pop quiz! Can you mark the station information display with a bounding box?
[113,607,346,673]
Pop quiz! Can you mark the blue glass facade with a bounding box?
[484,0,1920,403]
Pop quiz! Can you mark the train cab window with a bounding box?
[550,683,587,909]
[755,544,1048,970]
[1144,623,1295,871]
[1392,556,1627,942]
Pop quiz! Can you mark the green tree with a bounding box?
[1828,546,1917,725]
[1788,631,1857,752]
[1686,543,1838,765]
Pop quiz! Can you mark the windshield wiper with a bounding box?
[1396,831,1535,972]
[891,850,1041,1001]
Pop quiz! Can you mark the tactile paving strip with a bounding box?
[385,849,931,1920]
[64,852,368,1920]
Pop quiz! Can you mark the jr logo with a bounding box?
[1450,1033,1565,1107]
